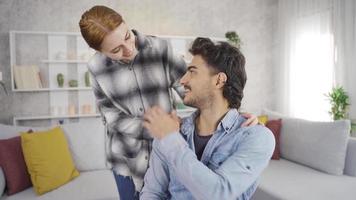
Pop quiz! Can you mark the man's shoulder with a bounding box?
[239,125,275,148]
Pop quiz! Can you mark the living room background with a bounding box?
[0,0,278,125]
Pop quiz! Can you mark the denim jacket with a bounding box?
[141,109,275,200]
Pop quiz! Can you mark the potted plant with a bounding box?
[57,73,64,88]
[325,86,350,120]
[225,31,242,49]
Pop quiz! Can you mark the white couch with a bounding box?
[0,119,119,200]
[252,110,356,200]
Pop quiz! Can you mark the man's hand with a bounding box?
[240,113,259,127]
[143,106,180,139]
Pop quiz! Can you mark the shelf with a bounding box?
[41,60,88,64]
[14,114,100,121]
[13,87,92,92]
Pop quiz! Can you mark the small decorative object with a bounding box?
[84,71,91,87]
[68,105,76,115]
[51,106,63,116]
[225,31,242,49]
[81,104,92,114]
[67,51,77,60]
[57,73,64,88]
[68,80,78,87]
[55,51,66,60]
[325,86,350,120]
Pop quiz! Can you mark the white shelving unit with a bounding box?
[10,30,223,126]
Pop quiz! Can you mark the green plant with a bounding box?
[325,86,350,120]
[57,73,64,87]
[225,31,242,48]
[84,71,91,87]
[68,80,78,87]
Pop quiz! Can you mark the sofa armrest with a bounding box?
[344,138,356,176]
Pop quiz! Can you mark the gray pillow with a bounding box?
[0,168,5,197]
[263,109,350,175]
[60,119,109,172]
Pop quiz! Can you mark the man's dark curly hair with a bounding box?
[189,37,247,109]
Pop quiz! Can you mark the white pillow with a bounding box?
[263,109,350,175]
[60,119,109,171]
[0,168,5,198]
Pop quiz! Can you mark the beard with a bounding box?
[183,88,214,109]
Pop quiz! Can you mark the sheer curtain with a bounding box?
[333,0,356,120]
[276,0,336,121]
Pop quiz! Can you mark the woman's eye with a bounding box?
[125,34,130,40]
[113,49,121,53]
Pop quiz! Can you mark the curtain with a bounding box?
[276,0,356,121]
[333,0,356,119]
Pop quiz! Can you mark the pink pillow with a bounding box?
[0,136,32,195]
[265,119,282,160]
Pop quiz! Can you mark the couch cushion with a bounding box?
[265,119,282,160]
[0,168,5,197]
[344,138,356,176]
[60,120,109,171]
[0,170,119,200]
[0,136,32,195]
[21,127,79,195]
[262,109,350,175]
[252,159,356,200]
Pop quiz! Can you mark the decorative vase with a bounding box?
[68,80,78,87]
[57,73,64,87]
[85,71,91,87]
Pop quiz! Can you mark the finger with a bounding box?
[241,117,253,127]
[241,112,252,118]
[143,113,153,123]
[143,121,151,131]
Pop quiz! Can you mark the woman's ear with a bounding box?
[216,72,227,88]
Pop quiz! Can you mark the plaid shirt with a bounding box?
[87,30,186,190]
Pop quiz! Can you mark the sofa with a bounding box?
[0,119,120,200]
[252,110,356,200]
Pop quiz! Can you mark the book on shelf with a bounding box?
[13,65,43,89]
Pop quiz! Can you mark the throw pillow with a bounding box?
[60,120,109,171]
[21,126,79,195]
[265,119,282,160]
[262,108,350,175]
[258,115,269,125]
[0,136,32,195]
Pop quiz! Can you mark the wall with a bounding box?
[0,0,278,124]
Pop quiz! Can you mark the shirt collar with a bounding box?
[132,29,150,51]
[180,108,241,136]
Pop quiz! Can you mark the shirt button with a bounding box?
[226,127,229,130]
[139,108,143,112]
[145,156,148,160]
[129,67,132,70]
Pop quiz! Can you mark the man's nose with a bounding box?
[180,73,188,85]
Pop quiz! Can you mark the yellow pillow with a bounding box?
[21,126,79,195]
[258,115,269,125]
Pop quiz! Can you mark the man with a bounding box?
[79,6,259,200]
[141,38,275,200]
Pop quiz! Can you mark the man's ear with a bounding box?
[215,72,227,89]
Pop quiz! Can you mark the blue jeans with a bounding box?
[113,172,139,200]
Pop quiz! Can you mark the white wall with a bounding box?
[0,0,278,124]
